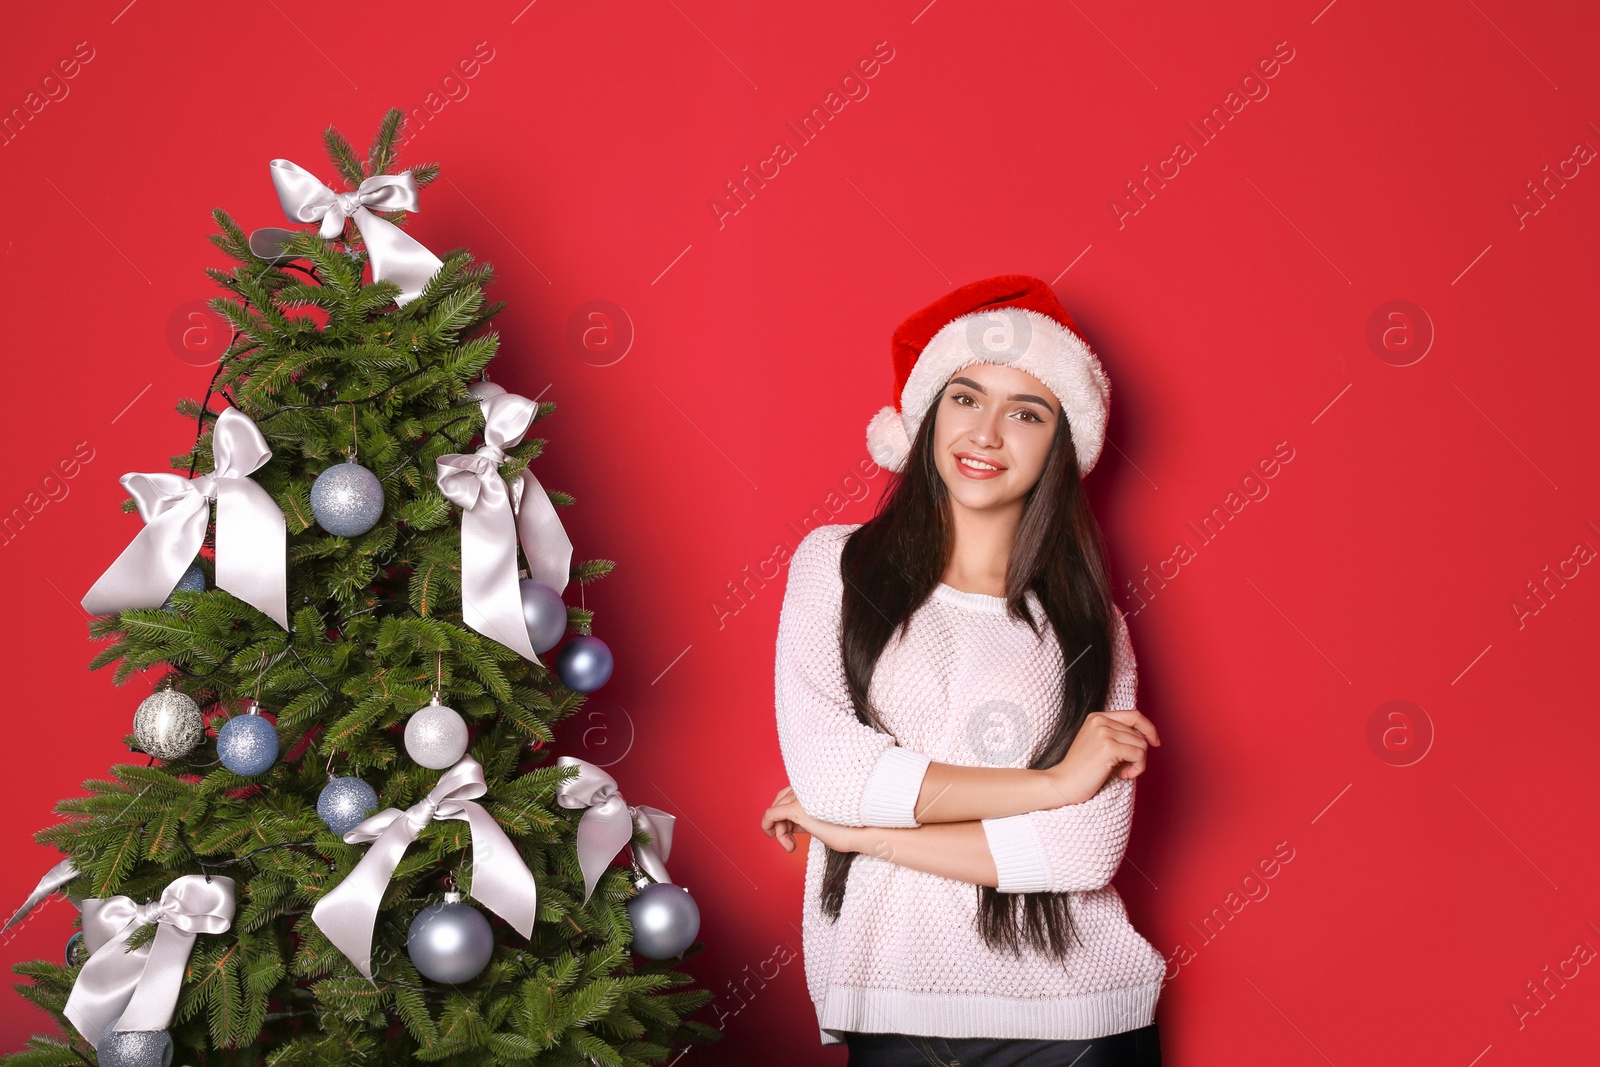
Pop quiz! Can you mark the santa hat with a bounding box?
[865,274,1111,476]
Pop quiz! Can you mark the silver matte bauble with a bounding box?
[216,706,279,776]
[467,379,507,401]
[626,882,700,959]
[97,1024,173,1067]
[404,698,468,769]
[555,634,613,693]
[310,461,385,537]
[317,775,380,835]
[132,690,204,760]
[518,578,567,653]
[407,893,494,984]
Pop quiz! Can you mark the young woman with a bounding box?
[760,276,1166,1066]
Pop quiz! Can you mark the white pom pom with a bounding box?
[866,405,911,471]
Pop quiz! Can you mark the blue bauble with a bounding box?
[310,461,385,537]
[317,775,379,835]
[407,896,495,984]
[555,635,613,693]
[627,882,700,959]
[217,711,279,776]
[162,563,206,609]
[519,578,568,653]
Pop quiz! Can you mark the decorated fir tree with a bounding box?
[1,110,716,1066]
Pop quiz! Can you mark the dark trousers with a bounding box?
[841,1021,1160,1066]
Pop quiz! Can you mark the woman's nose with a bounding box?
[970,413,1003,447]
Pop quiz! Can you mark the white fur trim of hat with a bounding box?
[865,306,1110,475]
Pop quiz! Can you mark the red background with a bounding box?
[2,1,1597,1063]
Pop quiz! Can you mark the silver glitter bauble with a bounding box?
[216,706,279,776]
[317,775,379,835]
[555,634,613,693]
[310,461,385,537]
[467,379,507,401]
[518,578,567,653]
[626,882,699,959]
[407,893,494,984]
[97,1024,173,1067]
[132,690,204,760]
[404,698,468,769]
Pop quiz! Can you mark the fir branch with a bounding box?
[365,108,405,181]
[321,122,366,192]
[254,365,431,422]
[380,414,472,482]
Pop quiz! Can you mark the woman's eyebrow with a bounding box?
[949,376,1057,413]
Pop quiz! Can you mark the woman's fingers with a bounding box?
[763,802,795,832]
[1099,708,1161,746]
[762,786,801,851]
[1100,721,1149,749]
[1108,737,1150,771]
[762,812,792,851]
[1093,721,1148,760]
[1095,722,1151,779]
[761,801,806,853]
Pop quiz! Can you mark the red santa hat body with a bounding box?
[866,274,1111,475]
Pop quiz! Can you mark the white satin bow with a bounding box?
[264,158,444,307]
[64,875,236,1047]
[82,406,288,629]
[555,756,678,903]
[310,754,538,982]
[436,391,573,664]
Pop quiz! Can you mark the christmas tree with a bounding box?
[2,109,717,1066]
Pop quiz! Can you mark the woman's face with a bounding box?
[930,361,1062,512]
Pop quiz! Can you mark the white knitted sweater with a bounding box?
[774,523,1166,1045]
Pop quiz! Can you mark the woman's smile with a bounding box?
[954,450,1008,479]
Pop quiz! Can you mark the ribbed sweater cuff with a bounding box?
[981,812,1051,893]
[860,747,932,827]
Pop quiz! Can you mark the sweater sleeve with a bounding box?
[774,526,932,829]
[980,606,1140,893]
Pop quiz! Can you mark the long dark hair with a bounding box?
[821,378,1118,960]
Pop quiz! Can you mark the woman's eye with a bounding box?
[1015,410,1042,423]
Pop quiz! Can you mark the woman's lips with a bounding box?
[955,454,1005,479]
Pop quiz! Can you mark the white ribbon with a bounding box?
[310,754,537,982]
[2,857,79,933]
[436,391,573,664]
[555,756,677,903]
[261,158,444,307]
[82,406,288,629]
[63,875,235,1048]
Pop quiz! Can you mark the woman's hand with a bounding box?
[1040,708,1162,806]
[761,785,860,854]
